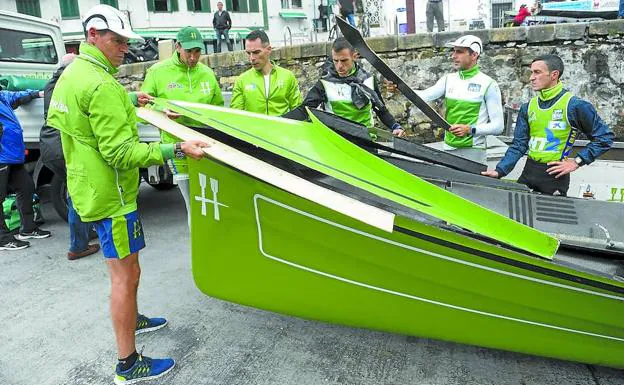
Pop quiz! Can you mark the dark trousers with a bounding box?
[216,29,233,53]
[517,157,570,196]
[0,163,37,241]
[426,1,445,32]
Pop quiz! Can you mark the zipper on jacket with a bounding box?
[265,71,271,114]
[188,67,193,93]
[115,169,125,206]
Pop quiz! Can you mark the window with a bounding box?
[146,0,179,12]
[100,0,119,8]
[59,0,80,19]
[225,0,248,12]
[491,2,512,28]
[281,0,302,9]
[186,0,210,12]
[15,0,42,18]
[0,28,58,64]
[248,0,259,12]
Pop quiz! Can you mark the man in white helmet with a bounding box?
[417,35,503,164]
[47,5,208,384]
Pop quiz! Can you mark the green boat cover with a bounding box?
[155,99,560,258]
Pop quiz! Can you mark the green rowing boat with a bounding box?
[138,103,624,369]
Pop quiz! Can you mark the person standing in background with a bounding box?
[0,86,51,251]
[40,53,100,260]
[213,1,233,52]
[339,0,356,27]
[426,0,445,32]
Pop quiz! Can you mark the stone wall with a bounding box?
[118,20,624,142]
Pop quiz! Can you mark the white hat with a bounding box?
[82,4,143,41]
[446,35,483,56]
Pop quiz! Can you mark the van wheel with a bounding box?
[50,174,69,222]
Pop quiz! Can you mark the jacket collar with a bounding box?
[459,64,479,80]
[171,51,194,71]
[538,81,564,101]
[78,42,118,75]
[253,61,278,76]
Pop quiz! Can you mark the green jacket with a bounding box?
[230,63,302,116]
[47,43,173,222]
[141,52,223,174]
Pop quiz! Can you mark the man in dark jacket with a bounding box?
[0,86,51,250]
[212,1,233,52]
[302,37,404,141]
[482,55,614,196]
[40,53,100,260]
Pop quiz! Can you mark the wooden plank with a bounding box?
[137,107,396,233]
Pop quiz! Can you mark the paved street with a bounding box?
[1,184,622,385]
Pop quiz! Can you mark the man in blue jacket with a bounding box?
[482,54,614,196]
[0,88,52,250]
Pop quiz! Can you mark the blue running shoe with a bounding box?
[114,353,175,385]
[135,314,168,335]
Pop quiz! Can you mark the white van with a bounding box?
[0,10,65,146]
[0,10,171,220]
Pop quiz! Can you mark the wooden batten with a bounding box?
[136,107,396,232]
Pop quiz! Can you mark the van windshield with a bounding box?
[0,28,58,64]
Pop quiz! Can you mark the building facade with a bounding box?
[2,0,319,50]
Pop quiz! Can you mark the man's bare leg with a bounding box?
[107,252,140,358]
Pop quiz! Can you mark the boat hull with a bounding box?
[189,158,624,369]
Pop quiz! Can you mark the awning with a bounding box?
[279,11,307,19]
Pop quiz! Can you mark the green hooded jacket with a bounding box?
[141,52,223,174]
[230,63,302,116]
[47,43,174,222]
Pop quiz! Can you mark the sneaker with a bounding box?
[0,237,30,250]
[135,314,168,335]
[67,244,100,261]
[114,353,175,385]
[16,228,51,240]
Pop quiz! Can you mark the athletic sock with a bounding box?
[117,351,139,372]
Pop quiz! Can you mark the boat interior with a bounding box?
[180,107,624,292]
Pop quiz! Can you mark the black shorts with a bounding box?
[517,157,570,196]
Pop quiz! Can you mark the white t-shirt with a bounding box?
[263,74,270,98]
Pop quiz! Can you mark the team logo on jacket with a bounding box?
[167,82,184,90]
[200,82,211,95]
[245,84,256,91]
[528,110,537,123]
[277,80,285,89]
[467,83,481,93]
[548,121,567,131]
[551,109,563,121]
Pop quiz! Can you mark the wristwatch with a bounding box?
[470,125,476,135]
[174,142,185,160]
[574,156,584,166]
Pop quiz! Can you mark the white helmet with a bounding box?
[82,4,143,41]
[446,35,483,56]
